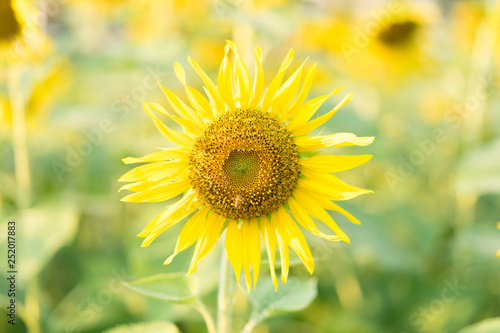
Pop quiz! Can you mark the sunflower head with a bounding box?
[190,108,300,220]
[372,1,439,52]
[0,0,51,62]
[377,20,419,48]
[120,40,374,291]
[0,0,21,43]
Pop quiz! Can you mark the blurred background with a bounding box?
[1,0,500,332]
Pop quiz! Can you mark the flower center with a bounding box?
[189,109,300,220]
[0,1,21,42]
[224,150,259,185]
[377,20,418,47]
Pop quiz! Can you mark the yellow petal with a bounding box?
[293,188,350,243]
[288,197,343,241]
[295,133,375,151]
[241,221,253,293]
[225,220,243,287]
[292,186,362,226]
[118,160,188,183]
[149,102,203,137]
[226,40,251,110]
[164,207,208,265]
[118,170,188,192]
[300,154,373,173]
[120,178,190,203]
[270,211,289,284]
[122,147,189,165]
[269,58,308,118]
[143,102,194,146]
[159,83,205,127]
[188,213,225,274]
[218,44,236,111]
[260,215,278,290]
[298,177,368,202]
[302,168,373,199]
[238,219,262,292]
[276,207,314,274]
[138,190,199,246]
[279,63,317,122]
[292,93,355,136]
[261,48,294,113]
[138,189,197,236]
[249,46,264,110]
[247,219,261,290]
[287,86,345,131]
[188,56,226,115]
[323,201,361,225]
[174,62,215,121]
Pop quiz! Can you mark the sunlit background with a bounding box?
[1,0,500,332]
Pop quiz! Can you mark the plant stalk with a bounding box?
[195,300,216,333]
[217,248,233,333]
[8,65,31,209]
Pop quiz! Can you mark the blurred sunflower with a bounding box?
[367,2,437,68]
[0,60,72,133]
[120,40,373,291]
[0,0,50,62]
[338,2,440,86]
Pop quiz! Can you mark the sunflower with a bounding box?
[328,2,440,88]
[0,0,51,62]
[366,1,439,71]
[119,40,374,291]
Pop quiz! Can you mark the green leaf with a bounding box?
[17,200,80,285]
[250,277,318,313]
[124,273,199,304]
[242,277,318,331]
[456,138,500,194]
[103,321,179,333]
[458,318,500,333]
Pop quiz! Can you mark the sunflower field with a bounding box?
[1,1,500,333]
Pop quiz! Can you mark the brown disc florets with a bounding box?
[0,1,21,42]
[189,109,300,220]
[377,20,418,47]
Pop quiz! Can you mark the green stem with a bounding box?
[463,1,499,147]
[24,279,41,333]
[217,249,233,333]
[194,300,216,333]
[241,309,268,333]
[8,65,31,209]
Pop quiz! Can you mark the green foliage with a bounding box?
[18,201,80,285]
[124,273,199,304]
[456,138,500,194]
[1,1,500,332]
[458,318,500,333]
[249,278,318,313]
[103,321,179,333]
